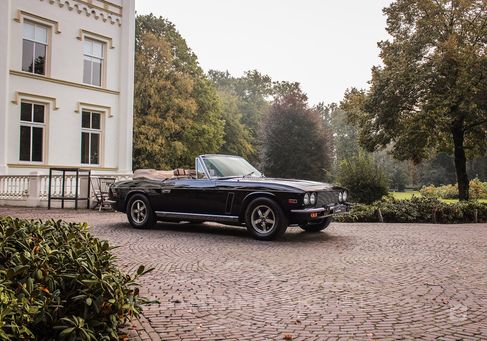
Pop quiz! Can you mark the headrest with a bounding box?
[174,168,188,176]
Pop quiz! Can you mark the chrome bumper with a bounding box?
[291,203,349,216]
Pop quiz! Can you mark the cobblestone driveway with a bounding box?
[1,207,486,340]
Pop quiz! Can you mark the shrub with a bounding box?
[335,197,487,223]
[420,178,487,199]
[337,152,389,204]
[0,217,151,340]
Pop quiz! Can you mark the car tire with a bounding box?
[299,217,332,232]
[126,194,155,229]
[244,197,288,240]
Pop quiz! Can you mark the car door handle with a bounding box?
[161,189,171,194]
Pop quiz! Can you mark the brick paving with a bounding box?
[1,206,487,340]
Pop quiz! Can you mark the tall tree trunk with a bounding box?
[451,120,469,201]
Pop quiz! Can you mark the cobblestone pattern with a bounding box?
[1,207,486,340]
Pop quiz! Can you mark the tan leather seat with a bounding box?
[174,168,187,176]
[133,169,175,180]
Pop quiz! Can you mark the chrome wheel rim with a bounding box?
[131,199,147,224]
[251,205,276,234]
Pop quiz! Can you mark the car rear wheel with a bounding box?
[245,197,288,240]
[299,217,332,232]
[127,194,155,229]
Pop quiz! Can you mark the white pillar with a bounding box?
[26,171,41,207]
[0,0,11,175]
[79,173,91,209]
[117,0,135,175]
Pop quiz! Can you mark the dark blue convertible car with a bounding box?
[109,154,349,240]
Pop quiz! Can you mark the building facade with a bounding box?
[0,0,135,176]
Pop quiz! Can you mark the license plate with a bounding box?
[333,205,346,213]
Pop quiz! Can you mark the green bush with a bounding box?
[420,178,487,199]
[337,152,389,204]
[335,197,487,223]
[0,217,152,340]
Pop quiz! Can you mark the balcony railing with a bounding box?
[0,174,132,208]
[0,176,29,200]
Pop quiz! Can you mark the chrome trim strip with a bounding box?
[196,156,212,179]
[155,211,239,223]
[291,204,349,215]
[290,207,327,213]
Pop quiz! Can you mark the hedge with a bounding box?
[420,178,487,200]
[0,217,152,340]
[335,197,487,223]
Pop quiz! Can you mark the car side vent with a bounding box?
[225,192,235,214]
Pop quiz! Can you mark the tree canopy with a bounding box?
[261,91,332,181]
[317,103,360,175]
[343,0,487,200]
[208,70,273,164]
[133,14,224,170]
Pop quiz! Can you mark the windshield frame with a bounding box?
[196,155,262,179]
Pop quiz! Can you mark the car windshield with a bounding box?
[201,155,262,178]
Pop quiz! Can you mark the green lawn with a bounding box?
[389,191,487,203]
[390,191,421,200]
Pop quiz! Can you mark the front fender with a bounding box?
[239,191,280,221]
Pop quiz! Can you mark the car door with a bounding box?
[152,156,228,215]
[166,178,221,214]
[151,177,218,214]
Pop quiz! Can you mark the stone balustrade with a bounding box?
[0,172,131,208]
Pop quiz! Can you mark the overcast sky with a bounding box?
[135,0,393,105]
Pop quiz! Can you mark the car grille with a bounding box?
[316,191,339,206]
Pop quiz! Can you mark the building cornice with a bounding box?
[39,0,122,26]
[7,163,118,171]
[10,70,120,95]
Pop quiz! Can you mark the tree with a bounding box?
[468,155,487,181]
[418,152,458,186]
[317,103,361,177]
[216,90,255,159]
[208,70,272,164]
[133,14,224,170]
[344,0,487,200]
[261,91,332,181]
[337,152,389,204]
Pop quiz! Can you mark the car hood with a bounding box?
[226,177,338,192]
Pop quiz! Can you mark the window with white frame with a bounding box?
[19,102,45,162]
[83,38,104,86]
[22,21,48,75]
[81,111,102,165]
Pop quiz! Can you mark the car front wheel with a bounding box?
[245,197,288,240]
[127,194,155,229]
[299,217,332,232]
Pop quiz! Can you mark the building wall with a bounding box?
[0,0,134,175]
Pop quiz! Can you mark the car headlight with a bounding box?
[338,192,343,202]
[342,190,348,202]
[303,193,310,205]
[310,192,316,205]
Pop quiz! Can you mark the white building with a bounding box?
[0,0,135,177]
